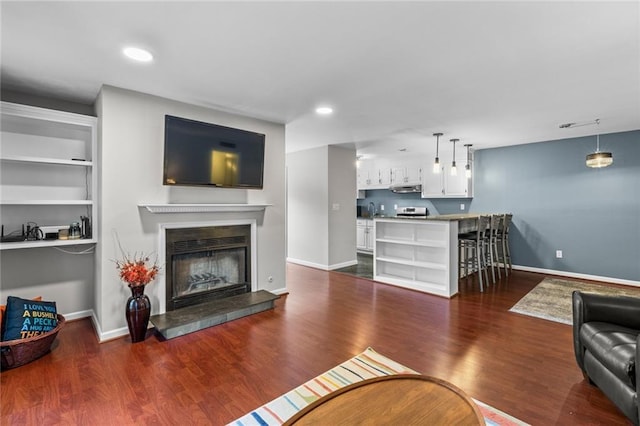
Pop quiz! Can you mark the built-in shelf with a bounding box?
[1,102,98,253]
[139,203,271,214]
[0,200,93,205]
[376,238,446,248]
[374,218,458,298]
[376,256,446,270]
[0,155,93,166]
[0,238,97,251]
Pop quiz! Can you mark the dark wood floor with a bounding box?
[1,264,631,425]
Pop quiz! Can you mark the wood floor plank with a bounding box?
[0,264,632,425]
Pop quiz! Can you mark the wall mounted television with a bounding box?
[163,115,265,189]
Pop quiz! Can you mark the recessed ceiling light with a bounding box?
[123,46,153,62]
[315,106,333,115]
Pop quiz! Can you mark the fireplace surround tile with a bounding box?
[150,290,279,340]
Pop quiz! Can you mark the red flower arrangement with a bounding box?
[115,252,160,287]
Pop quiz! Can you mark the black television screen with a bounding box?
[163,115,265,189]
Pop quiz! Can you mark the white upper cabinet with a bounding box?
[357,163,374,188]
[391,166,422,185]
[357,157,425,190]
[422,165,446,197]
[422,157,473,198]
[377,167,392,186]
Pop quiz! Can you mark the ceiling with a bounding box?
[1,1,639,158]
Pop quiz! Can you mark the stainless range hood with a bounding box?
[389,184,422,193]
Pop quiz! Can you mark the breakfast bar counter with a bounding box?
[372,215,483,297]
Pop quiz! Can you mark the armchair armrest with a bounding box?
[572,291,640,370]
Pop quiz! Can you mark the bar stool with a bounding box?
[483,214,502,284]
[496,213,513,275]
[458,215,490,292]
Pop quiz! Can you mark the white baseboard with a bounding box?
[286,257,357,271]
[60,309,128,343]
[287,257,329,270]
[513,264,640,287]
[61,309,93,321]
[88,312,129,343]
[268,287,288,295]
[329,260,358,270]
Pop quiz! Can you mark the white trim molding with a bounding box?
[513,265,640,287]
[139,203,271,214]
[286,258,357,271]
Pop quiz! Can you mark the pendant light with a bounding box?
[586,119,613,168]
[450,139,459,176]
[464,144,472,179]
[433,133,443,173]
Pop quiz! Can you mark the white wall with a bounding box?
[286,145,356,270]
[0,248,94,320]
[286,146,329,267]
[328,146,357,268]
[95,86,286,341]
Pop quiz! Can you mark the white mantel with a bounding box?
[139,203,271,214]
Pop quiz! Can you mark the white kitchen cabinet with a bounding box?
[356,219,374,252]
[357,158,423,190]
[391,166,422,185]
[422,163,472,198]
[357,161,390,190]
[377,167,392,186]
[0,102,98,250]
[357,164,374,188]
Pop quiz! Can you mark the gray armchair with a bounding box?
[572,291,640,425]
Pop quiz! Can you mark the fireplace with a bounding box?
[165,225,252,311]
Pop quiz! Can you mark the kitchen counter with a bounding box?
[372,213,482,221]
[426,213,481,221]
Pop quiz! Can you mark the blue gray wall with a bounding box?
[470,130,639,282]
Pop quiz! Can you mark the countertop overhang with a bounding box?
[372,213,482,221]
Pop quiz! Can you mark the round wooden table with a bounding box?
[284,374,484,425]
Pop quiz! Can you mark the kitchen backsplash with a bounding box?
[357,189,470,216]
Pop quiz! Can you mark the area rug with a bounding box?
[509,277,640,325]
[229,347,528,426]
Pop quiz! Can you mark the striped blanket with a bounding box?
[229,347,527,426]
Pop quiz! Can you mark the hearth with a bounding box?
[165,225,251,311]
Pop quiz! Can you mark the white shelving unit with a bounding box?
[0,101,98,250]
[373,218,459,298]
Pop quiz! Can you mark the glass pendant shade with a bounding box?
[586,132,613,168]
[465,164,471,179]
[433,158,440,173]
[586,151,613,168]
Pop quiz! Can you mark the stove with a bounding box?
[395,206,429,218]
